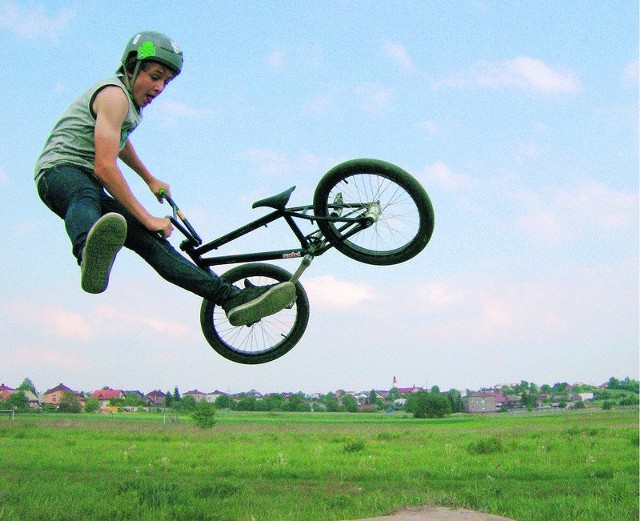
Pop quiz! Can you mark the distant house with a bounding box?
[574,392,594,402]
[20,391,40,409]
[0,384,14,400]
[44,384,84,409]
[183,389,208,403]
[506,394,521,408]
[208,390,229,403]
[145,390,166,406]
[124,390,146,400]
[466,391,507,413]
[91,389,126,409]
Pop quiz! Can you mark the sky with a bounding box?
[0,1,638,397]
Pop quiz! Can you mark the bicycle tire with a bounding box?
[200,263,309,364]
[313,158,434,265]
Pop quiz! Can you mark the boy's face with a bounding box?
[131,62,176,109]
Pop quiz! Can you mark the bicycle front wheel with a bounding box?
[200,263,309,364]
[313,159,434,265]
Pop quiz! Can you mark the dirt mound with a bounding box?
[350,505,514,521]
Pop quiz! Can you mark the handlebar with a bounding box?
[159,189,203,246]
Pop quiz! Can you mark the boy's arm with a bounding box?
[118,140,170,202]
[93,86,172,237]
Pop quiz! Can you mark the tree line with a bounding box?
[2,377,638,419]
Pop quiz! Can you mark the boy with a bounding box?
[35,31,295,327]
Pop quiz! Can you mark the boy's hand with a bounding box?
[147,216,173,238]
[147,177,171,202]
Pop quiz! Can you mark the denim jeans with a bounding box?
[36,164,235,303]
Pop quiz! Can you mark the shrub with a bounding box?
[619,395,639,406]
[84,397,100,413]
[467,436,503,455]
[342,436,366,453]
[191,401,216,429]
[406,391,451,418]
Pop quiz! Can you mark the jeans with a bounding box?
[36,164,236,304]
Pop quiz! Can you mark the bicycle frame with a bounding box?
[162,192,373,277]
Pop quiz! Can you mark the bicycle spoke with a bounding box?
[328,171,421,255]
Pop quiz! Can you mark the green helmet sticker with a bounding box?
[137,41,156,60]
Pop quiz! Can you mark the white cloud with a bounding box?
[418,280,469,311]
[382,42,413,72]
[402,275,559,344]
[304,274,375,310]
[399,257,637,347]
[354,83,395,114]
[4,300,92,341]
[515,181,638,244]
[151,99,215,127]
[419,120,440,135]
[91,305,195,337]
[436,56,581,94]
[243,149,290,176]
[303,89,343,118]
[156,99,211,119]
[423,161,473,191]
[623,59,639,86]
[2,346,90,371]
[0,2,73,41]
[267,45,323,71]
[243,149,337,177]
[516,141,545,159]
[267,48,287,70]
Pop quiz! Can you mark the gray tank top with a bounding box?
[34,76,142,182]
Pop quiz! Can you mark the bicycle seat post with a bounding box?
[289,254,313,284]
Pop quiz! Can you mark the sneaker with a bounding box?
[81,213,127,294]
[223,280,296,326]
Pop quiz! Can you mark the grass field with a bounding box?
[0,409,637,520]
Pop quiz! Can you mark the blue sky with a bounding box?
[0,1,637,396]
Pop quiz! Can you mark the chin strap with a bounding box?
[122,61,142,95]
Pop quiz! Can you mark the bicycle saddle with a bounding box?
[252,186,296,210]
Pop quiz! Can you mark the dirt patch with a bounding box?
[349,505,514,521]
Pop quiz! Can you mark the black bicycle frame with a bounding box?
[162,195,371,272]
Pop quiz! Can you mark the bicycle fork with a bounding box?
[289,254,314,284]
[289,253,313,284]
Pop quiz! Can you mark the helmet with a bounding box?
[120,31,183,75]
[118,31,183,96]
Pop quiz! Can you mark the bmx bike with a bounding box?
[162,158,434,365]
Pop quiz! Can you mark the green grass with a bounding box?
[0,409,637,520]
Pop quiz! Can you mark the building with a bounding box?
[43,383,84,409]
[0,384,14,400]
[183,389,208,402]
[391,376,423,394]
[91,389,126,409]
[465,391,507,413]
[145,390,166,406]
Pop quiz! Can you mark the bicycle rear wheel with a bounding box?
[200,263,309,364]
[313,159,434,265]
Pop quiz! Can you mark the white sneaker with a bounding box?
[81,213,127,294]
[224,281,296,326]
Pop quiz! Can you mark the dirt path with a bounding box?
[349,505,515,521]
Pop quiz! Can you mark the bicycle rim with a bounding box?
[314,159,433,265]
[200,264,309,364]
